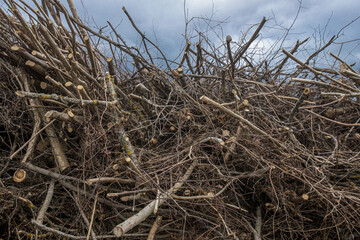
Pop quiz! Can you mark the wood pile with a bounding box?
[1,0,360,239]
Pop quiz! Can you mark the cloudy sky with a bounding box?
[66,0,360,67]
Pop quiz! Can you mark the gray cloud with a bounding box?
[71,0,359,65]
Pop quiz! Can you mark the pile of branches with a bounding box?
[1,0,360,239]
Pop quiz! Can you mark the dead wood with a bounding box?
[1,1,360,239]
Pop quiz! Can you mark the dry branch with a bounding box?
[16,90,116,106]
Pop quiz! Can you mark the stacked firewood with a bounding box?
[1,0,360,239]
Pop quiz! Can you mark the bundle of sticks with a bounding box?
[0,0,360,239]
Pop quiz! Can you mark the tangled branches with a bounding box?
[0,0,360,239]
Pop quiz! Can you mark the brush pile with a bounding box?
[1,0,360,239]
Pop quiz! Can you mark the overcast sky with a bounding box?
[66,0,359,67]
